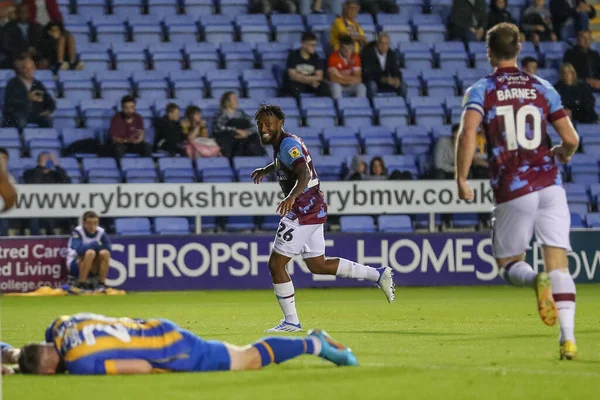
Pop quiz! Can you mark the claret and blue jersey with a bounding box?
[274,132,327,225]
[463,66,567,204]
[44,313,230,375]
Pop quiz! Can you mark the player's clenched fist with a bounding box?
[457,180,474,201]
[251,168,269,184]
[277,195,296,217]
[550,145,574,165]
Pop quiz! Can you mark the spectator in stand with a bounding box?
[521,56,538,74]
[153,103,187,157]
[283,32,329,98]
[328,35,367,99]
[0,3,12,28]
[366,156,389,180]
[486,0,515,30]
[358,0,398,16]
[213,92,264,159]
[555,63,599,123]
[39,21,83,71]
[449,0,487,42]
[181,106,222,159]
[3,55,55,130]
[1,3,45,68]
[0,147,15,236]
[304,0,341,15]
[434,124,458,180]
[250,0,296,14]
[67,210,112,290]
[550,0,595,40]
[23,0,62,26]
[330,0,367,54]
[346,155,367,180]
[108,95,152,159]
[361,32,403,97]
[23,151,71,235]
[522,0,557,43]
[563,30,600,90]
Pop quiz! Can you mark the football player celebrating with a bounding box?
[251,104,395,333]
[457,23,580,360]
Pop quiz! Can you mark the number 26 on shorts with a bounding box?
[277,223,294,242]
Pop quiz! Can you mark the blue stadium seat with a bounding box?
[399,0,425,16]
[378,215,414,232]
[578,124,600,154]
[340,216,376,233]
[112,43,148,71]
[201,14,235,44]
[61,128,95,148]
[302,97,337,127]
[158,157,195,180]
[82,158,119,177]
[539,42,568,69]
[412,14,446,42]
[272,14,304,44]
[399,128,431,155]
[200,167,235,182]
[590,183,600,204]
[92,16,127,44]
[338,97,373,128]
[0,128,21,150]
[456,67,492,90]
[128,16,163,45]
[410,97,445,125]
[148,0,180,15]
[570,212,585,228]
[184,0,214,16]
[80,98,116,129]
[311,155,344,180]
[236,15,270,44]
[242,70,278,99]
[306,14,336,42]
[115,217,152,235]
[536,68,558,83]
[233,156,270,170]
[399,42,433,70]
[378,13,411,45]
[361,126,397,155]
[422,69,457,97]
[435,42,468,71]
[88,168,122,183]
[564,183,589,203]
[227,216,255,231]
[257,42,291,71]
[261,215,280,231]
[219,0,247,15]
[23,128,60,152]
[185,43,219,72]
[452,213,479,228]
[112,0,141,17]
[221,42,255,71]
[60,71,96,101]
[77,0,106,18]
[383,154,417,175]
[356,13,377,41]
[77,43,111,71]
[569,154,599,184]
[266,97,301,127]
[131,70,169,99]
[587,212,600,228]
[196,216,217,232]
[164,15,198,45]
[154,217,191,235]
[374,97,410,127]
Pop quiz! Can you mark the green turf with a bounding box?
[2,285,600,400]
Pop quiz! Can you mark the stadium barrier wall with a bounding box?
[1,231,599,294]
[5,180,495,231]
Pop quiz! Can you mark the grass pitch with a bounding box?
[2,285,600,400]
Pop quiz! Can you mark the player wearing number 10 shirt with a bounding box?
[458,23,580,360]
[252,104,395,333]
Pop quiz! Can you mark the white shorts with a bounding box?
[272,217,325,259]
[492,185,572,259]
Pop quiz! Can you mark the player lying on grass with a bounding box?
[8,313,357,375]
[456,23,580,360]
[251,104,395,333]
[2,342,20,375]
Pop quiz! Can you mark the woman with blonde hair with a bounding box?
[554,63,598,124]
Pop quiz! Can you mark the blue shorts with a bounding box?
[178,329,231,372]
[69,259,79,277]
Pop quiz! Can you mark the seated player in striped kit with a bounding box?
[13,313,357,375]
[67,211,112,290]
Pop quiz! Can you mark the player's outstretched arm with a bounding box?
[455,110,483,200]
[277,163,310,216]
[251,162,275,184]
[551,117,580,164]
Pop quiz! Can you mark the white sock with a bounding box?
[335,258,380,283]
[549,269,576,343]
[501,261,537,288]
[273,281,299,325]
[308,336,322,355]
